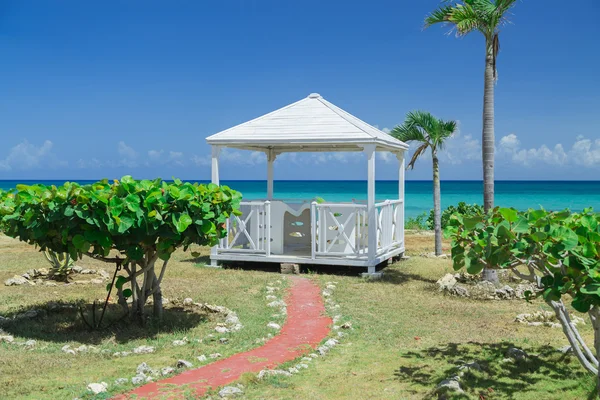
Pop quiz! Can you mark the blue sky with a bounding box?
[1,0,599,181]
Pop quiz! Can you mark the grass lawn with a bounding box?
[0,233,595,399]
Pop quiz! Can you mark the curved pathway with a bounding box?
[117,276,331,399]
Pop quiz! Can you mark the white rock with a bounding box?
[197,355,208,362]
[267,322,281,330]
[215,326,230,334]
[436,377,463,394]
[219,338,229,344]
[301,357,312,362]
[209,353,222,359]
[225,314,240,325]
[24,339,36,347]
[183,298,194,306]
[326,284,336,290]
[131,375,146,385]
[317,346,329,355]
[0,334,14,343]
[133,345,155,354]
[136,362,153,375]
[87,382,108,394]
[161,367,175,376]
[309,353,319,358]
[288,367,299,374]
[436,273,457,291]
[218,386,244,398]
[267,300,286,308]
[4,275,29,286]
[230,323,243,332]
[296,363,309,369]
[257,369,292,379]
[266,295,277,300]
[114,378,129,385]
[506,347,528,361]
[323,339,338,348]
[176,359,193,368]
[172,339,188,346]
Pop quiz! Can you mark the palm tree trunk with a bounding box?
[481,38,499,285]
[432,153,442,256]
[482,39,495,212]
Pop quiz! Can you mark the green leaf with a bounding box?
[572,295,593,313]
[126,245,144,260]
[72,234,86,251]
[498,208,518,223]
[174,213,193,233]
[560,229,579,251]
[122,288,133,298]
[512,216,530,234]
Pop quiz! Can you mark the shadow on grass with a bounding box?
[395,341,595,399]
[0,301,209,345]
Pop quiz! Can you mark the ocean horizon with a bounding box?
[2,179,599,219]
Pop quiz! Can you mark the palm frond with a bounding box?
[448,3,484,35]
[424,5,454,28]
[406,143,429,170]
[390,124,427,144]
[494,0,518,14]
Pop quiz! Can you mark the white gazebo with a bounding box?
[206,93,408,274]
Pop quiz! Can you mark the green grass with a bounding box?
[0,234,596,399]
[238,235,595,399]
[0,236,286,399]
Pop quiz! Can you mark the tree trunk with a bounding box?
[432,153,442,256]
[482,39,495,212]
[152,269,163,321]
[481,40,498,284]
[589,307,600,393]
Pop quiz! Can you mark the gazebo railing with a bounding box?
[375,200,404,255]
[311,202,368,259]
[218,201,271,255]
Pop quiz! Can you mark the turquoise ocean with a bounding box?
[1,180,599,220]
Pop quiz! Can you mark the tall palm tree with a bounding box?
[391,111,457,256]
[425,0,517,212]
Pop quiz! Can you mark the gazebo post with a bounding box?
[364,145,377,274]
[397,151,405,249]
[267,148,276,200]
[210,145,221,267]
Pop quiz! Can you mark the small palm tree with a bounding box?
[391,111,457,256]
[425,0,517,213]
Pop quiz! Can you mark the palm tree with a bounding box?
[425,0,517,212]
[391,111,457,256]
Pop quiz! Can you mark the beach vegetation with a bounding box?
[391,111,457,256]
[446,206,600,390]
[0,177,241,324]
[426,0,518,282]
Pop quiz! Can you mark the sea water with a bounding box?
[1,180,599,219]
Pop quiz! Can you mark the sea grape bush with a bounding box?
[446,207,600,383]
[427,201,483,230]
[0,177,242,321]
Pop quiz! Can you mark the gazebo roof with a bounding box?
[206,93,408,153]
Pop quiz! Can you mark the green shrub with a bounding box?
[405,212,429,230]
[0,177,242,322]
[427,201,483,230]
[445,206,600,380]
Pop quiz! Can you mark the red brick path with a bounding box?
[116,276,331,399]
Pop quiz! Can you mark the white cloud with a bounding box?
[147,149,186,167]
[117,141,138,168]
[498,133,600,167]
[439,131,481,165]
[570,137,600,167]
[0,140,66,171]
[76,158,103,169]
